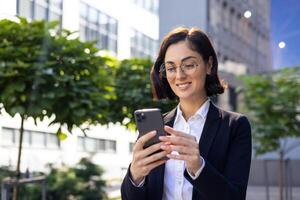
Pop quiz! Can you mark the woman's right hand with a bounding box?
[130,131,169,185]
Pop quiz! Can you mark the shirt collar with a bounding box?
[175,99,210,123]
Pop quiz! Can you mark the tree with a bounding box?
[240,67,300,200]
[108,58,177,129]
[0,17,113,199]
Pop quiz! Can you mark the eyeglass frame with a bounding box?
[159,56,201,78]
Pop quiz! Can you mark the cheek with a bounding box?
[193,74,207,88]
[166,77,174,86]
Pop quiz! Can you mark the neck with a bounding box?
[179,96,208,120]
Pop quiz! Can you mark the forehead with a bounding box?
[164,40,201,62]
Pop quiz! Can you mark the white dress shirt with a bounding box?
[162,99,210,200]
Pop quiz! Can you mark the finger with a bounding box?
[134,131,157,151]
[168,145,198,155]
[159,135,197,147]
[164,126,195,140]
[166,153,189,161]
[145,159,166,172]
[141,142,165,157]
[140,149,169,165]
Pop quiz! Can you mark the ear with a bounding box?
[206,56,213,75]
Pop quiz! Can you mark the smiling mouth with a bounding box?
[176,82,192,89]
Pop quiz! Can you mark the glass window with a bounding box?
[106,140,116,153]
[130,29,158,60]
[99,13,108,32]
[46,133,59,148]
[88,8,98,24]
[144,0,151,11]
[49,0,62,9]
[85,138,97,152]
[132,0,158,14]
[35,3,48,20]
[77,137,85,151]
[152,0,159,14]
[109,18,117,34]
[17,0,63,25]
[80,3,88,18]
[49,11,60,21]
[1,127,15,145]
[14,130,31,147]
[98,139,105,151]
[129,142,134,153]
[31,131,45,147]
[19,0,32,19]
[108,38,117,53]
[23,130,32,146]
[79,2,118,55]
[100,34,108,48]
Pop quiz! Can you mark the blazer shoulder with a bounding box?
[216,105,250,126]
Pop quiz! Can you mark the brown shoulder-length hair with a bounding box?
[151,27,225,100]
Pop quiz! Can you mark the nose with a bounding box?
[176,66,187,79]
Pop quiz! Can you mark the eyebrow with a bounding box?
[165,56,197,64]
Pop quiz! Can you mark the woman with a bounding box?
[121,27,252,200]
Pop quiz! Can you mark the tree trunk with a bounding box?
[278,150,284,200]
[12,115,25,200]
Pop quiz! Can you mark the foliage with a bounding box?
[240,67,300,155]
[44,158,106,200]
[108,58,177,129]
[0,17,113,135]
[1,158,107,200]
[0,166,16,182]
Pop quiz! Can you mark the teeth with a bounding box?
[177,83,190,88]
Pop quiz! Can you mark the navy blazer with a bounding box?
[121,102,252,200]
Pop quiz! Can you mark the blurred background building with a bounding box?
[160,0,272,74]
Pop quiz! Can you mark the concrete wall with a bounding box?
[159,0,208,41]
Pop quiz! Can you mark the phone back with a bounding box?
[134,108,165,148]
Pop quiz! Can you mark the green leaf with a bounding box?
[56,128,68,141]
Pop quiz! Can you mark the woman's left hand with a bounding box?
[159,126,203,176]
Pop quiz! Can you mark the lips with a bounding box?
[176,82,192,89]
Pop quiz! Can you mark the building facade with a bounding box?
[159,0,272,74]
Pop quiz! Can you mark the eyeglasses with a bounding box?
[159,58,200,78]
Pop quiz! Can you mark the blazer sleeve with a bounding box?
[121,164,148,200]
[184,115,252,200]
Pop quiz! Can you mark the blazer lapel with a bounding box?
[199,102,222,158]
[163,107,177,127]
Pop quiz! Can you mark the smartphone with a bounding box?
[134,108,166,149]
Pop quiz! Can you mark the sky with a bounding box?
[271,0,300,69]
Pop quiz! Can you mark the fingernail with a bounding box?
[161,145,166,149]
[152,130,157,134]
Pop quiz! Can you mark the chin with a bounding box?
[176,92,195,100]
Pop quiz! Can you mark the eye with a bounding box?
[183,63,196,70]
[165,64,176,73]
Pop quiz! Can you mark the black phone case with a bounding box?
[134,108,166,148]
